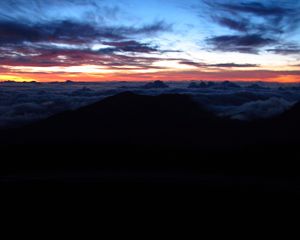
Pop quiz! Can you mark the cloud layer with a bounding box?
[1,81,300,128]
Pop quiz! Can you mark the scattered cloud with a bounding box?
[0,20,168,45]
[0,0,299,82]
[267,44,300,55]
[0,8,173,70]
[203,0,300,54]
[213,16,249,32]
[180,61,259,68]
[210,63,259,68]
[207,34,276,54]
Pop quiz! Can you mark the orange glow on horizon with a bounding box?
[0,75,35,82]
[1,69,300,83]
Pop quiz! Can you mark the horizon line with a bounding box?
[1,79,300,84]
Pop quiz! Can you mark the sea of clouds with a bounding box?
[0,80,300,128]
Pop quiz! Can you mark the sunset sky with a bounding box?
[1,0,300,82]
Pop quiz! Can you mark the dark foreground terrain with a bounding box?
[1,92,300,194]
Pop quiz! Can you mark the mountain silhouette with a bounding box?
[1,92,300,190]
[275,101,300,123]
[262,101,300,143]
[142,80,169,89]
[2,91,300,147]
[3,92,227,145]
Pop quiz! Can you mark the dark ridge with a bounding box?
[3,91,300,146]
[1,92,226,145]
[78,91,213,119]
[1,92,300,191]
[275,101,300,122]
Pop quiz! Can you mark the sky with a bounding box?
[1,0,300,82]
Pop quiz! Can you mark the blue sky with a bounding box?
[0,0,300,82]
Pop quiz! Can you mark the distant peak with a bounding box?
[143,80,169,89]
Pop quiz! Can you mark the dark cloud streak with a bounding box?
[0,20,171,45]
[214,17,249,32]
[204,0,300,54]
[180,61,259,68]
[207,34,276,54]
[0,17,173,69]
